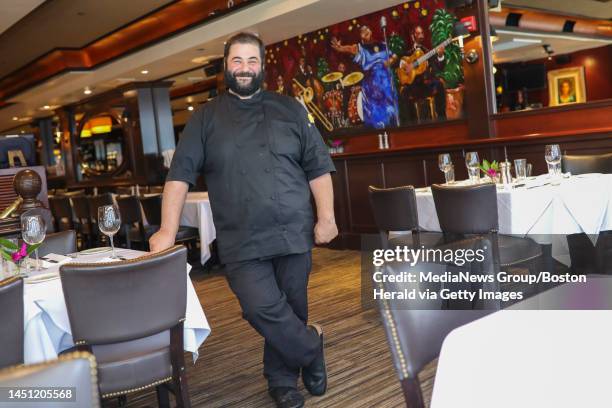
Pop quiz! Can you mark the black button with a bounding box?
[265,168,271,173]
[282,227,287,232]
[245,197,251,202]
[240,169,246,175]
[237,143,243,148]
[259,152,264,157]
[260,143,266,148]
[270,195,276,200]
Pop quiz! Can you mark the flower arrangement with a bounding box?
[479,159,500,182]
[327,139,344,154]
[0,238,40,269]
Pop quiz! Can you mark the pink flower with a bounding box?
[11,243,27,262]
[331,140,343,148]
[486,169,497,177]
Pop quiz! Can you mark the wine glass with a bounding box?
[98,205,121,259]
[545,144,562,181]
[465,152,480,184]
[438,154,453,184]
[21,214,46,272]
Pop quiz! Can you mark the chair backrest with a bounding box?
[368,186,420,232]
[60,245,187,345]
[431,183,499,234]
[0,351,100,408]
[116,195,143,225]
[0,277,24,368]
[38,230,77,257]
[71,195,90,222]
[49,196,74,230]
[562,153,612,175]
[139,195,162,226]
[115,186,133,196]
[148,186,164,194]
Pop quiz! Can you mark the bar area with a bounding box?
[0,0,611,407]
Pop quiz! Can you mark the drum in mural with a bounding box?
[322,89,345,128]
[347,85,363,124]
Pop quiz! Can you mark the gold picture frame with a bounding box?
[547,67,586,106]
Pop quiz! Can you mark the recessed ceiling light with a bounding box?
[187,105,194,111]
[12,116,18,121]
[84,87,92,95]
[42,105,51,110]
[141,70,149,74]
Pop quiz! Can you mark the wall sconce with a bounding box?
[465,49,479,64]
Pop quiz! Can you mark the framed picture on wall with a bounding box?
[547,67,586,106]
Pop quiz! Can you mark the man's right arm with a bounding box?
[149,181,189,252]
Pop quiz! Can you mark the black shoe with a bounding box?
[302,323,327,396]
[268,387,304,408]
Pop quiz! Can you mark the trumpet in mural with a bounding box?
[292,78,334,131]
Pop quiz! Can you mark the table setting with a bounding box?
[414,144,612,266]
[0,207,211,365]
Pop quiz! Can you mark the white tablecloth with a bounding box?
[180,192,216,265]
[431,310,612,407]
[415,174,612,265]
[23,248,210,364]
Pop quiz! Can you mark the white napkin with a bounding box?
[39,253,73,269]
[162,149,175,169]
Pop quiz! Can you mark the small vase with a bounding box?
[487,174,500,184]
[336,145,344,154]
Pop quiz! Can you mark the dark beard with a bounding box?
[224,69,264,97]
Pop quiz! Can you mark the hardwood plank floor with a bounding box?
[105,248,419,408]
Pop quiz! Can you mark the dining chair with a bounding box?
[139,195,199,245]
[376,237,494,407]
[0,277,24,369]
[48,196,75,232]
[117,195,158,250]
[59,245,191,408]
[561,152,612,175]
[368,185,442,249]
[115,186,133,196]
[0,351,100,408]
[38,230,77,257]
[148,185,164,194]
[87,193,114,246]
[431,183,542,271]
[71,195,93,249]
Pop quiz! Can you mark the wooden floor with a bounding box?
[107,248,423,408]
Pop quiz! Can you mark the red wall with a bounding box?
[499,44,612,107]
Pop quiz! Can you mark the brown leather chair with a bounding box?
[38,230,77,257]
[431,183,542,269]
[117,196,158,250]
[140,195,199,244]
[49,196,75,232]
[376,237,495,407]
[0,351,100,407]
[59,245,190,407]
[368,186,442,249]
[561,152,612,175]
[0,277,24,369]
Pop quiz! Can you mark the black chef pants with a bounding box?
[224,251,321,389]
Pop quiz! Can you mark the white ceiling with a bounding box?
[492,28,612,63]
[0,0,45,36]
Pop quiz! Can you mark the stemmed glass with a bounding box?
[438,153,454,184]
[98,205,121,259]
[545,144,562,183]
[465,152,480,184]
[21,214,46,272]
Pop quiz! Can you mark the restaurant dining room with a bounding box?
[0,0,611,407]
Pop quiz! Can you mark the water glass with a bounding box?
[465,152,480,184]
[444,164,455,184]
[98,204,122,259]
[514,159,527,181]
[526,163,533,177]
[21,214,46,272]
[438,153,452,173]
[545,144,561,167]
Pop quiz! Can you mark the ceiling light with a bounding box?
[12,116,18,121]
[141,70,149,74]
[84,87,92,95]
[42,105,51,110]
[512,38,542,44]
[187,105,194,111]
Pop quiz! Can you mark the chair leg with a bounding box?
[400,377,425,408]
[117,395,128,408]
[156,385,170,408]
[171,324,191,408]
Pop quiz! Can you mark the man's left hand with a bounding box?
[314,218,338,245]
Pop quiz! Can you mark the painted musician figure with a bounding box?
[398,25,447,124]
[331,25,399,129]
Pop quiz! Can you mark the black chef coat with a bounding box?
[166,90,336,263]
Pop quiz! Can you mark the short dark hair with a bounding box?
[224,32,265,64]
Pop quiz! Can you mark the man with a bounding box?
[399,25,447,123]
[149,32,337,408]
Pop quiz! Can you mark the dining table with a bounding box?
[414,173,612,266]
[179,191,216,265]
[430,275,612,408]
[21,247,211,364]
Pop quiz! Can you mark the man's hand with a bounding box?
[314,217,338,245]
[149,228,176,252]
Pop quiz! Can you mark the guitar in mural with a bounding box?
[397,36,455,86]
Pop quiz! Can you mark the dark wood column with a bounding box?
[455,0,497,138]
